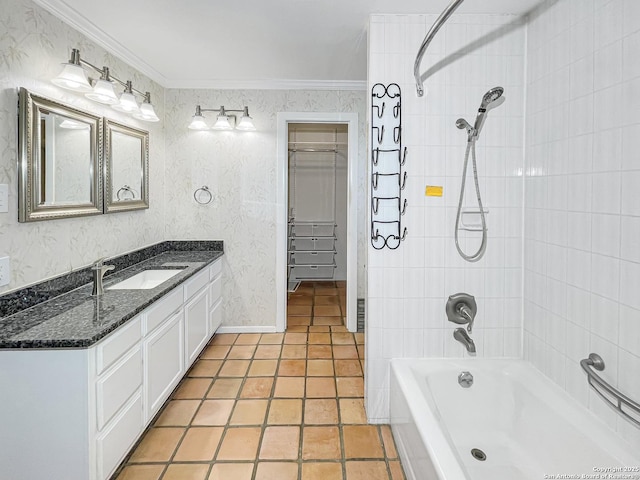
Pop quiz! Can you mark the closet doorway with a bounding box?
[287,123,347,330]
[276,113,358,333]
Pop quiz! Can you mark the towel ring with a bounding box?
[116,185,135,201]
[194,186,213,205]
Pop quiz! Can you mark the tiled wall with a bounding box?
[524,0,640,449]
[163,89,367,327]
[0,0,166,294]
[366,14,526,422]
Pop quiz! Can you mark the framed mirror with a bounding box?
[104,120,149,213]
[18,87,103,222]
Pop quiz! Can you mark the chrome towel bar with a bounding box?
[580,353,640,428]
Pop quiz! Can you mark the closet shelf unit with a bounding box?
[288,220,337,280]
[287,138,341,285]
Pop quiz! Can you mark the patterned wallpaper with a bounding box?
[1,0,367,332]
[0,0,166,294]
[163,89,367,327]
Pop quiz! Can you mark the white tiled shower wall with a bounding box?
[524,0,640,448]
[366,14,526,421]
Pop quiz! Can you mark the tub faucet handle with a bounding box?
[446,293,477,333]
[457,303,475,333]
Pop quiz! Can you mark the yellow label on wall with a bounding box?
[425,185,443,197]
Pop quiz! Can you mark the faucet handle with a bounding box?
[92,257,115,272]
[446,293,477,331]
[92,257,106,269]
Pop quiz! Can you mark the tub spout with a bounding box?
[453,328,476,354]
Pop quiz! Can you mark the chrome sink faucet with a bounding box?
[91,258,115,296]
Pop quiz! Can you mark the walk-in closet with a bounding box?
[287,123,348,328]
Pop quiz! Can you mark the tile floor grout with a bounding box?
[114,281,404,480]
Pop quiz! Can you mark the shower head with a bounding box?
[456,118,472,131]
[480,87,504,109]
[472,86,505,139]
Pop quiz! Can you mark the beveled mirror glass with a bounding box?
[104,120,149,213]
[18,87,103,222]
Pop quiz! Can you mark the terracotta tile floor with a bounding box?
[115,281,405,480]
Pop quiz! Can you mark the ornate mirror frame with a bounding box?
[103,119,150,213]
[18,87,103,222]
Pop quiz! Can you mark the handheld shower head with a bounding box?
[473,86,505,139]
[480,87,504,109]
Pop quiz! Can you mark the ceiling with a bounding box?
[35,0,542,90]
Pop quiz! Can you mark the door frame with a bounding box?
[276,112,359,332]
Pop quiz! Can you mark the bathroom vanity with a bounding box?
[0,242,223,480]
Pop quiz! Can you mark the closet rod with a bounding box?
[288,140,347,146]
[289,148,340,153]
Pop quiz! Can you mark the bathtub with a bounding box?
[390,359,640,480]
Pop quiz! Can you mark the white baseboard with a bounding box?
[216,325,278,334]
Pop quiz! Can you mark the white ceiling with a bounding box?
[35,0,542,90]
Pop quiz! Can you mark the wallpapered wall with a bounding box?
[0,0,166,294]
[0,0,368,328]
[163,89,367,327]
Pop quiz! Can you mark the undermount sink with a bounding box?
[107,269,184,290]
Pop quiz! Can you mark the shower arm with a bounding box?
[413,0,464,97]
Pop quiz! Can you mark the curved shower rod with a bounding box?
[414,0,464,97]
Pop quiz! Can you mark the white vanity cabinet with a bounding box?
[0,257,223,480]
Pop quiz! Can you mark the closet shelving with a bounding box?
[287,137,343,285]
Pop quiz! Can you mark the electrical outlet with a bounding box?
[0,256,10,287]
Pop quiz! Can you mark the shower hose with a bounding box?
[454,138,487,262]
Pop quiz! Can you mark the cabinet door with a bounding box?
[209,298,222,335]
[144,311,184,419]
[185,287,209,365]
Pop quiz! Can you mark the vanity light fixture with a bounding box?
[52,48,160,123]
[84,67,118,105]
[188,105,256,131]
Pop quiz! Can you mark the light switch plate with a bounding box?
[0,184,8,213]
[0,256,9,287]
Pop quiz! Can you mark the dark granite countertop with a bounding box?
[0,242,223,349]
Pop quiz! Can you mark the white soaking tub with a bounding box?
[390,359,640,480]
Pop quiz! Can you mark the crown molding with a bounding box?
[35,0,367,92]
[34,0,169,86]
[163,79,367,91]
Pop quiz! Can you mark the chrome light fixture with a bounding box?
[51,49,92,92]
[84,67,118,105]
[236,106,256,131]
[188,105,255,131]
[112,81,140,113]
[52,48,160,123]
[133,93,160,122]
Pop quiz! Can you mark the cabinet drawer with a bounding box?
[209,275,222,307]
[184,268,209,301]
[96,316,141,375]
[96,346,143,430]
[144,287,182,335]
[96,393,143,480]
[209,259,222,280]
